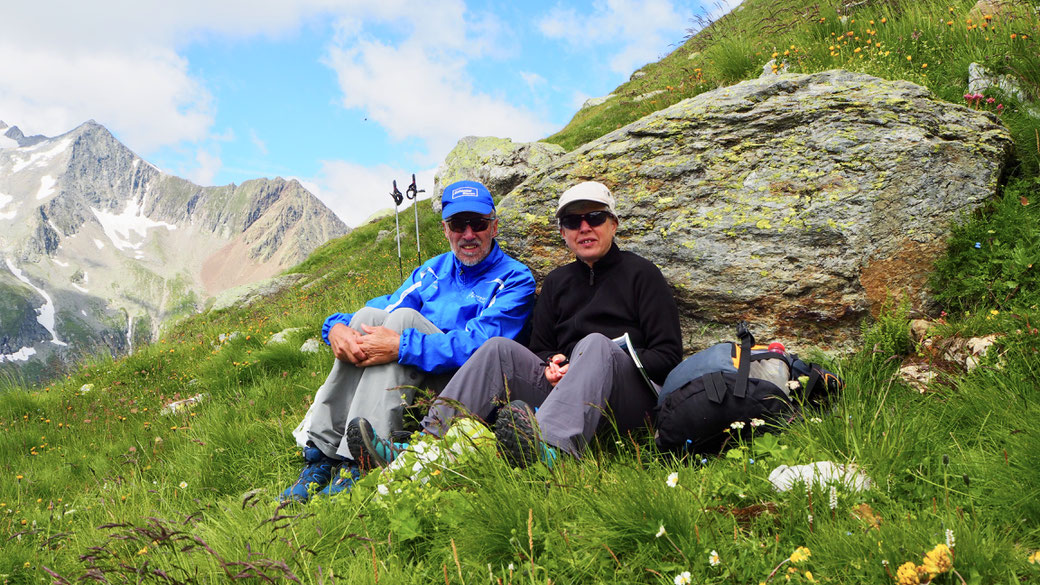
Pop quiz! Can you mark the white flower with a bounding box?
[178,481,188,489]
[674,570,691,585]
[730,421,745,430]
[377,484,389,496]
[787,380,802,391]
[810,417,823,423]
[750,418,765,428]
[666,472,679,488]
[709,550,720,567]
[829,486,838,510]
[508,563,515,572]
[945,528,955,548]
[656,524,667,538]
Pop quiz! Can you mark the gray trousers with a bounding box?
[292,307,448,460]
[420,334,655,455]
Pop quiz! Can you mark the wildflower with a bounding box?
[1028,550,1040,564]
[179,481,188,489]
[138,546,148,555]
[1011,33,1017,39]
[986,97,996,104]
[730,421,746,430]
[667,472,679,488]
[921,544,953,577]
[829,486,838,510]
[377,484,389,496]
[896,561,920,585]
[709,550,721,567]
[790,547,812,564]
[945,529,955,548]
[974,242,981,248]
[881,17,887,23]
[991,309,1000,316]
[922,63,928,69]
[675,571,692,585]
[810,417,823,423]
[805,571,816,582]
[750,418,765,428]
[657,524,667,538]
[906,55,912,61]
[508,563,515,571]
[997,104,1005,112]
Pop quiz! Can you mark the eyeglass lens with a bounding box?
[560,211,611,230]
[447,216,493,233]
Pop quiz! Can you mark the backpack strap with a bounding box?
[702,371,727,404]
[734,322,754,399]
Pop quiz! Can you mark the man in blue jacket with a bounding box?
[280,180,535,502]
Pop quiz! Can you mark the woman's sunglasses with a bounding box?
[559,210,613,230]
[446,215,495,233]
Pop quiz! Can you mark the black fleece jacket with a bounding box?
[528,242,682,385]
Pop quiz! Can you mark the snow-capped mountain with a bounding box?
[0,120,348,378]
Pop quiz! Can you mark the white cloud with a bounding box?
[323,1,554,166]
[537,0,688,74]
[186,149,223,186]
[520,71,547,91]
[249,130,268,155]
[0,44,214,151]
[303,160,437,228]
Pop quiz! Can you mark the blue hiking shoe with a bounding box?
[320,462,361,497]
[278,444,337,503]
[494,400,557,469]
[347,417,408,471]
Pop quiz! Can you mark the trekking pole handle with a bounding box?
[391,180,404,206]
[406,173,424,200]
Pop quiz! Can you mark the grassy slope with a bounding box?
[2,0,1040,583]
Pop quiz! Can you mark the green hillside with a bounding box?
[2,0,1039,583]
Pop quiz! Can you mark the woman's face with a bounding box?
[558,201,618,266]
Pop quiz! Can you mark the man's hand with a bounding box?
[544,353,570,387]
[328,323,367,364]
[356,325,401,367]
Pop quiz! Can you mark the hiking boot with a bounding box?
[278,444,336,503]
[494,400,556,469]
[320,462,361,497]
[347,417,407,471]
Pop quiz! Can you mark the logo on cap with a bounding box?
[451,186,478,199]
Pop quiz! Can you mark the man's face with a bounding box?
[558,201,617,266]
[443,212,498,266]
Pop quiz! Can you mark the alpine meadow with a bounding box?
[2,0,1039,583]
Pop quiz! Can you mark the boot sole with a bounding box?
[494,400,539,469]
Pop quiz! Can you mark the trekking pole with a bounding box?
[406,173,425,265]
[390,180,405,281]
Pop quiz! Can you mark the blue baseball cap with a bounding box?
[441,180,495,219]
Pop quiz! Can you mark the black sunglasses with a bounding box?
[559,211,613,230]
[446,215,495,233]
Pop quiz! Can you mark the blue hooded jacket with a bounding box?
[321,241,535,374]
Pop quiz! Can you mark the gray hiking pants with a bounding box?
[292,307,448,460]
[420,334,655,456]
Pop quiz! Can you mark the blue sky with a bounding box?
[1,0,738,225]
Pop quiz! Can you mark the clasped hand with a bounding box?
[328,323,399,367]
[544,354,569,387]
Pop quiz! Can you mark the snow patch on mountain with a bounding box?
[4,258,66,347]
[91,198,177,252]
[10,138,72,174]
[0,192,14,219]
[0,346,37,363]
[36,175,57,200]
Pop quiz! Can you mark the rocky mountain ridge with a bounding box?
[0,120,348,377]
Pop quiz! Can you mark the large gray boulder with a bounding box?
[432,136,565,211]
[497,70,1013,351]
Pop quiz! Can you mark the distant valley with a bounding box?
[0,120,348,380]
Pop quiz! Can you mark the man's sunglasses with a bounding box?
[559,211,613,230]
[446,215,496,233]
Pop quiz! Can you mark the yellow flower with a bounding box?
[922,63,928,69]
[790,546,812,564]
[138,546,148,555]
[922,544,953,577]
[1028,550,1040,564]
[805,571,816,582]
[881,17,887,23]
[990,309,1000,315]
[906,55,912,61]
[896,562,920,585]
